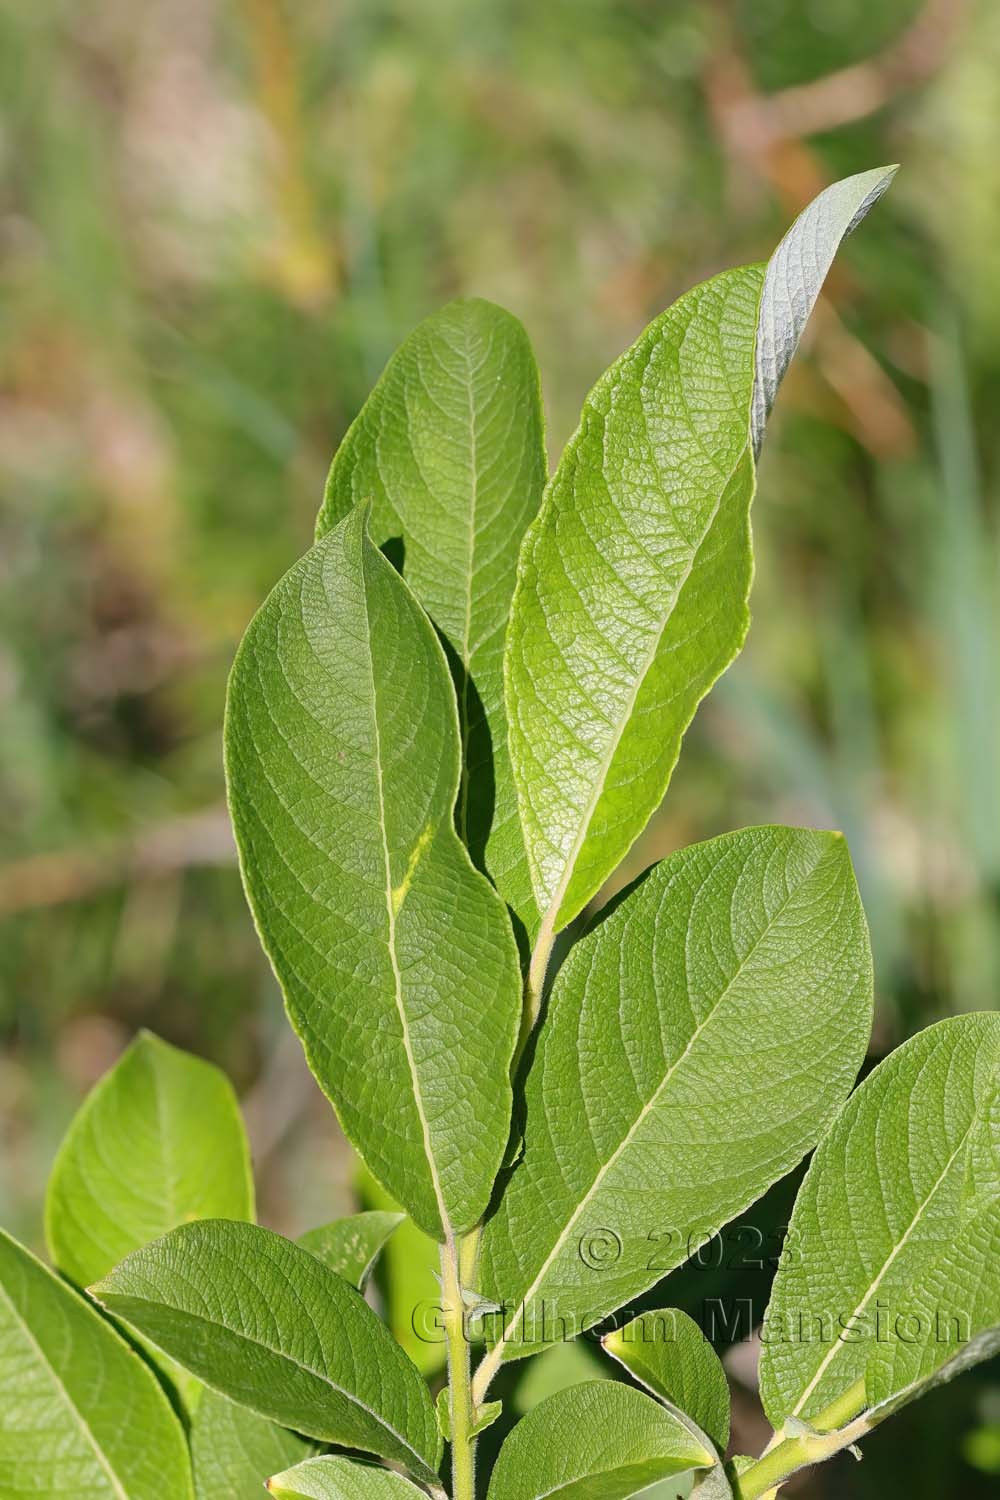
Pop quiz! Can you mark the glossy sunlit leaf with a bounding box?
[317,298,547,929]
[225,505,521,1238]
[759,1013,1000,1429]
[267,1456,426,1498]
[45,1031,255,1287]
[505,170,895,937]
[486,1381,714,1500]
[299,1212,403,1291]
[91,1220,441,1483]
[191,1390,312,1500]
[604,1308,730,1454]
[44,1029,255,1416]
[0,1229,193,1500]
[480,827,872,1362]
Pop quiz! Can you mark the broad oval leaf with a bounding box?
[505,169,895,935]
[759,1012,1000,1429]
[267,1456,426,1498]
[90,1220,442,1483]
[190,1210,398,1497]
[0,1228,193,1500]
[480,826,873,1362]
[192,1390,312,1500]
[299,1211,403,1291]
[486,1380,714,1500]
[316,297,547,929]
[225,505,522,1238]
[604,1308,730,1454]
[45,1030,255,1288]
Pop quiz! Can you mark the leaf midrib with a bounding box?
[0,1273,133,1500]
[496,842,824,1351]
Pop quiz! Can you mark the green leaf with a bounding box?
[191,1390,312,1500]
[45,1031,255,1288]
[44,1029,255,1418]
[0,1228,193,1500]
[266,1456,426,1498]
[225,504,522,1238]
[604,1309,731,1454]
[357,1168,444,1379]
[299,1212,403,1291]
[481,826,872,1362]
[486,1381,714,1500]
[317,297,547,929]
[759,1012,1000,1429]
[513,1339,608,1414]
[505,169,894,935]
[90,1220,442,1483]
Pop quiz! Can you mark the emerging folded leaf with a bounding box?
[317,298,547,929]
[225,505,522,1238]
[0,1229,193,1500]
[192,1391,312,1500]
[505,168,896,937]
[759,1012,1000,1429]
[45,1030,255,1287]
[481,826,873,1361]
[486,1380,714,1500]
[267,1456,427,1498]
[604,1308,731,1454]
[91,1220,442,1484]
[299,1211,403,1291]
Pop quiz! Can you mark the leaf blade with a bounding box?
[298,1212,403,1291]
[505,265,762,933]
[506,170,894,934]
[225,506,522,1237]
[604,1308,731,1454]
[759,1012,1000,1428]
[317,297,547,927]
[0,1229,193,1500]
[45,1031,255,1288]
[90,1220,442,1483]
[267,1456,426,1498]
[485,1380,714,1500]
[192,1391,312,1500]
[481,826,873,1361]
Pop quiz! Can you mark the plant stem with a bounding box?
[512,915,557,1071]
[441,1235,477,1500]
[735,1379,869,1499]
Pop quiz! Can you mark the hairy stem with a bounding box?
[735,1379,869,1499]
[441,1235,477,1500]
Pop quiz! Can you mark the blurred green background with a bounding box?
[2,0,999,1491]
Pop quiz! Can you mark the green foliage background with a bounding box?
[2,1,999,1491]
